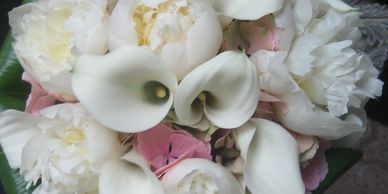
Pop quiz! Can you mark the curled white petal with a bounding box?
[0,110,41,168]
[161,158,244,194]
[234,118,305,194]
[72,46,177,133]
[211,0,284,20]
[99,150,165,194]
[174,50,259,128]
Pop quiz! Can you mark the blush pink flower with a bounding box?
[240,15,279,55]
[22,73,57,116]
[134,123,212,177]
[302,141,331,194]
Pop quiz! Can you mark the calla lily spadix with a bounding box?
[72,46,177,133]
[174,50,260,129]
[234,118,305,194]
[211,0,284,20]
[99,150,165,194]
[161,158,244,194]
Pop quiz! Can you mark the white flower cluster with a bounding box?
[0,0,383,194]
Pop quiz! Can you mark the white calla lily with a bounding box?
[174,50,259,129]
[233,118,305,194]
[0,110,41,168]
[99,150,165,194]
[72,46,177,133]
[211,0,284,20]
[161,158,244,194]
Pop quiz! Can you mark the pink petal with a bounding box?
[240,15,279,55]
[134,123,211,176]
[302,141,330,192]
[22,73,57,116]
[290,132,315,154]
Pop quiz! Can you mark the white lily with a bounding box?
[99,150,165,194]
[161,158,244,194]
[211,0,284,20]
[174,50,259,129]
[0,104,122,193]
[72,46,177,133]
[233,118,305,194]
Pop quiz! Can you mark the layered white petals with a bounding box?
[9,0,109,101]
[274,92,365,139]
[0,110,41,168]
[72,46,177,133]
[234,118,305,194]
[161,158,243,194]
[108,0,223,80]
[211,0,284,20]
[174,51,259,128]
[273,1,296,51]
[0,104,122,194]
[251,50,365,139]
[99,151,165,194]
[284,0,383,117]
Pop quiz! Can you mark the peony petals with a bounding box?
[161,158,244,194]
[274,92,365,139]
[0,110,41,168]
[234,118,305,194]
[174,50,259,128]
[72,46,177,133]
[107,0,138,50]
[211,0,284,20]
[99,151,165,194]
[185,10,223,80]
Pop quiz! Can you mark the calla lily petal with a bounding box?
[99,150,165,194]
[72,46,177,133]
[0,110,41,168]
[161,158,244,194]
[234,118,305,194]
[174,50,259,128]
[211,0,284,20]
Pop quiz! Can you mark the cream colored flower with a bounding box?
[9,0,110,101]
[0,104,122,194]
[108,0,284,80]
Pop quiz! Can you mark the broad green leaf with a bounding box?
[312,148,362,194]
[0,33,29,99]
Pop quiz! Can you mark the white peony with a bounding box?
[108,0,284,80]
[0,104,122,194]
[9,0,110,101]
[283,0,383,117]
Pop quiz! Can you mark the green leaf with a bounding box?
[312,148,362,194]
[0,33,29,99]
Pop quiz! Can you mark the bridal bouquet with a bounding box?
[0,0,384,193]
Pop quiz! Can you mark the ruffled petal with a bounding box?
[211,0,284,20]
[161,158,244,194]
[72,46,177,133]
[0,110,41,168]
